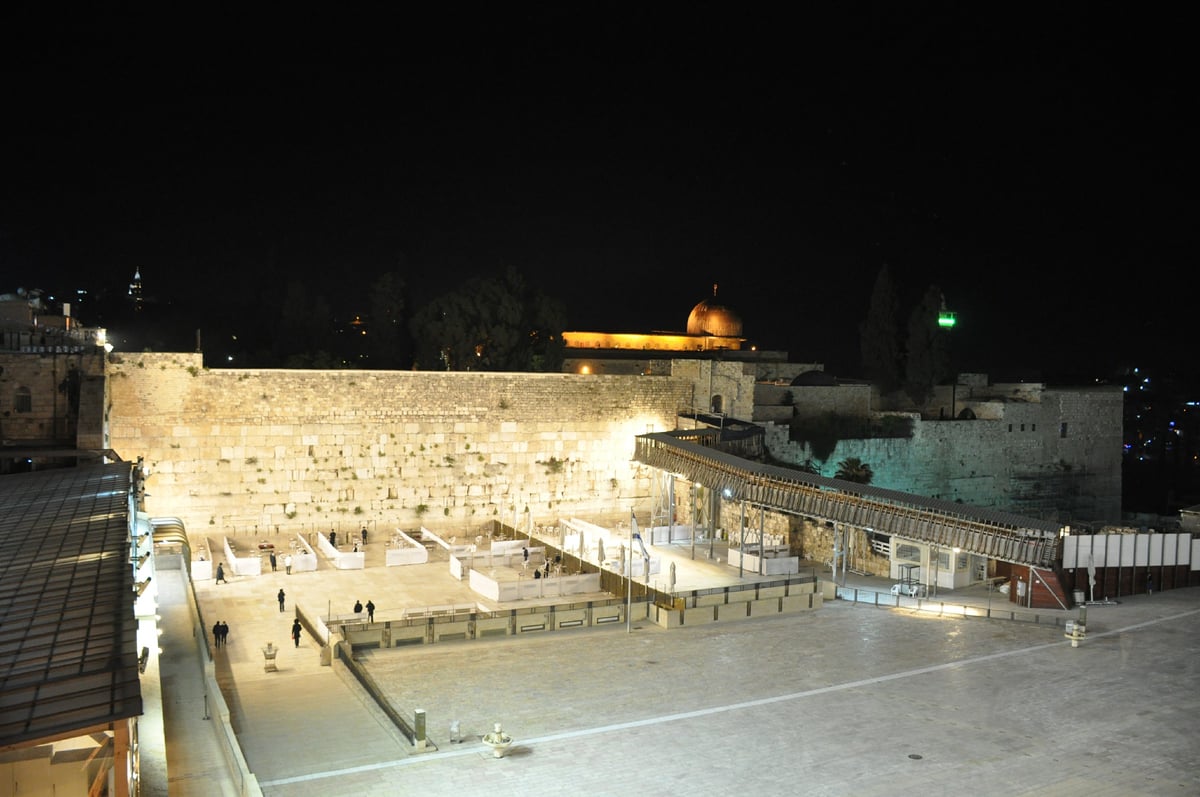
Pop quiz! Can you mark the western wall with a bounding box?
[105,352,695,540]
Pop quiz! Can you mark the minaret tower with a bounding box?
[128,268,144,311]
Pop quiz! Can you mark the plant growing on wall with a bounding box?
[415,504,429,517]
[834,457,874,484]
[788,412,912,462]
[538,456,566,475]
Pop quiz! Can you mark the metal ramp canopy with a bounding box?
[633,432,1062,569]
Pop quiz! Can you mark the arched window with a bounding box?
[710,394,723,414]
[14,386,32,413]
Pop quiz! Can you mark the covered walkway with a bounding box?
[634,431,1064,569]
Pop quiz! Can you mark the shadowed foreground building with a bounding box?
[0,462,149,796]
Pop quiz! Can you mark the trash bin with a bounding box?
[1073,589,1085,604]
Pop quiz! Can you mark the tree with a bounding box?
[408,267,565,371]
[859,264,903,393]
[835,457,874,484]
[903,285,951,405]
[366,270,409,370]
[273,280,340,367]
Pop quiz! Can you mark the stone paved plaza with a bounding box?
[162,536,1200,797]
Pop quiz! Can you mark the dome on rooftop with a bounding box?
[687,284,743,337]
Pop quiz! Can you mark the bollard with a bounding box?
[450,720,461,743]
[414,709,427,751]
[1065,608,1088,648]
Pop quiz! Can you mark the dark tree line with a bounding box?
[859,264,952,406]
[193,266,566,371]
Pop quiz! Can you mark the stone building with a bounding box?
[2,284,1122,526]
[562,288,1123,526]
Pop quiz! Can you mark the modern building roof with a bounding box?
[0,463,142,748]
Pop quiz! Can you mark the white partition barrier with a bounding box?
[288,535,319,573]
[386,530,430,566]
[468,567,601,602]
[222,537,263,577]
[315,533,365,569]
[449,548,545,581]
[728,548,800,575]
[648,524,693,545]
[1063,532,1193,570]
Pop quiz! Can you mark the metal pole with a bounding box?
[626,516,633,633]
[932,544,938,598]
[708,489,716,560]
[691,484,697,561]
[759,511,765,576]
[738,504,745,577]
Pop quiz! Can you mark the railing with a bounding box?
[633,432,1062,568]
[834,585,1073,628]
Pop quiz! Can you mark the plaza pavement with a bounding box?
[156,534,1200,797]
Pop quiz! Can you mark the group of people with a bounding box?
[353,599,376,621]
[328,528,370,549]
[212,620,230,648]
[267,551,295,574]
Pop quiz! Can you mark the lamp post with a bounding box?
[627,511,635,633]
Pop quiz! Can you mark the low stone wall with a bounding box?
[652,579,822,629]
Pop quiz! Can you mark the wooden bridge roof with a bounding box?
[633,432,1062,568]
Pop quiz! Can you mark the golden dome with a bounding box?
[687,283,742,337]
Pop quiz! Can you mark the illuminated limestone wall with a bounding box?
[562,330,743,352]
[761,385,1124,523]
[104,353,693,538]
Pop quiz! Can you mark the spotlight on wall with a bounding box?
[135,577,153,596]
[138,646,150,674]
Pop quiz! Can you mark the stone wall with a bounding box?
[0,348,105,445]
[104,353,694,539]
[761,385,1123,523]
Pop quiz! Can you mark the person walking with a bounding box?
[366,600,375,622]
[213,621,222,648]
[278,588,286,612]
[329,530,337,547]
[1147,573,1154,595]
[291,618,302,647]
[361,527,368,546]
[284,554,293,575]
[215,562,227,584]
[270,551,277,571]
[219,621,229,647]
[353,599,363,615]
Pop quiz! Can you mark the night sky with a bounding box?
[1,6,1188,381]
